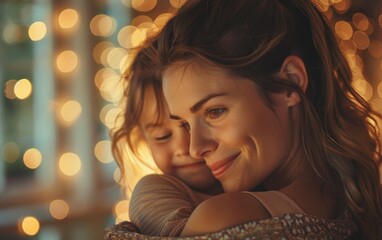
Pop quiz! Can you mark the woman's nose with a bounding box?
[189,121,217,159]
[173,130,190,157]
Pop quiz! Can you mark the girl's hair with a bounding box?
[111,37,162,193]
[156,0,382,238]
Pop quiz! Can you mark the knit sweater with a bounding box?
[129,174,206,237]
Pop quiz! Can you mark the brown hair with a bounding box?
[111,37,163,193]
[156,0,382,238]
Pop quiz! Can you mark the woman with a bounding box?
[156,0,382,239]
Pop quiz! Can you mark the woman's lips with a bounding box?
[208,153,240,178]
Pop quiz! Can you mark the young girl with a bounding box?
[110,40,223,237]
[155,0,382,239]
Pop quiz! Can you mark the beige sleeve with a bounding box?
[129,174,202,237]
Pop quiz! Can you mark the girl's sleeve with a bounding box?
[129,174,202,237]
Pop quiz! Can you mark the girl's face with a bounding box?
[139,85,219,191]
[162,64,298,192]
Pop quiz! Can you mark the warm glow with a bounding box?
[169,0,187,8]
[59,152,81,176]
[377,81,382,99]
[58,9,79,29]
[60,100,82,123]
[107,47,128,70]
[2,142,20,163]
[114,168,122,184]
[117,25,143,49]
[332,0,350,13]
[20,216,40,236]
[28,21,47,41]
[90,14,116,37]
[94,140,114,164]
[3,22,24,44]
[379,15,382,28]
[132,0,157,12]
[131,15,152,26]
[14,79,32,100]
[93,41,114,64]
[114,200,129,223]
[335,21,353,40]
[368,40,382,58]
[56,50,78,73]
[94,68,117,89]
[339,39,357,56]
[154,13,174,31]
[50,199,70,220]
[23,148,42,169]
[3,79,17,99]
[352,13,369,31]
[353,79,373,101]
[353,31,370,50]
[99,75,123,103]
[104,106,122,128]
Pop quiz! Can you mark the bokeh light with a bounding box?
[14,79,33,100]
[353,31,370,50]
[58,8,79,29]
[19,216,40,236]
[59,152,81,176]
[56,50,78,73]
[332,0,351,14]
[28,21,47,41]
[93,41,114,64]
[2,142,20,163]
[117,25,144,49]
[3,79,17,99]
[377,81,382,99]
[367,40,382,58]
[3,22,24,44]
[352,78,373,101]
[49,199,70,220]
[59,100,82,124]
[114,200,129,223]
[169,0,187,8]
[94,140,114,164]
[335,21,353,40]
[23,148,42,169]
[352,13,369,31]
[132,0,157,12]
[90,14,116,37]
[107,47,128,70]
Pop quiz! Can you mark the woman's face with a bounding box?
[139,85,219,191]
[162,63,296,192]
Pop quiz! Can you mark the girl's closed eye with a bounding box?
[154,132,173,142]
[205,107,227,120]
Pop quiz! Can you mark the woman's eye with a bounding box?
[155,133,172,141]
[206,108,226,120]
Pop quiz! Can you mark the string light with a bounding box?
[56,50,78,73]
[132,0,157,12]
[14,79,33,100]
[94,140,114,164]
[335,21,353,40]
[28,21,47,41]
[2,142,20,163]
[19,216,40,236]
[49,199,70,220]
[23,148,42,169]
[90,14,116,37]
[58,9,79,29]
[59,152,82,176]
[59,100,82,124]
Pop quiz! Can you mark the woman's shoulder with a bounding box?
[181,191,271,236]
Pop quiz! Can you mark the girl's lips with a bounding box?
[177,161,206,169]
[208,153,240,178]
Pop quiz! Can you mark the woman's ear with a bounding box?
[279,55,308,107]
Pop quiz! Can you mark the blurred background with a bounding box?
[0,0,381,240]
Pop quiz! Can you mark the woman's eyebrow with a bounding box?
[169,93,227,120]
